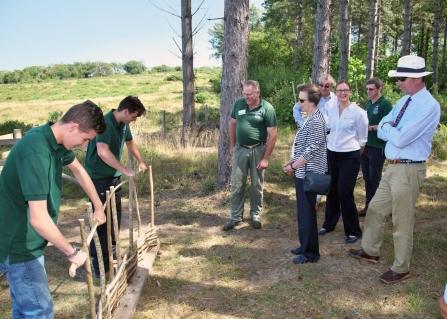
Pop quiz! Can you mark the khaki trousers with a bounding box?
[362,162,426,273]
[230,144,266,221]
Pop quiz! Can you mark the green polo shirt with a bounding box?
[230,97,277,145]
[85,109,133,179]
[0,122,75,264]
[365,95,392,148]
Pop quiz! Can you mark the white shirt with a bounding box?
[293,92,337,126]
[327,102,368,152]
[378,87,440,161]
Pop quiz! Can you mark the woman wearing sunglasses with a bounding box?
[283,84,328,264]
[318,80,368,243]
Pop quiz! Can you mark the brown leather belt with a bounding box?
[239,142,266,149]
[388,159,426,164]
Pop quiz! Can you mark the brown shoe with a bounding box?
[379,269,410,284]
[348,249,380,264]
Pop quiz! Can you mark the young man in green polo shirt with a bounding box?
[84,95,147,277]
[358,77,392,217]
[0,101,107,318]
[223,80,278,231]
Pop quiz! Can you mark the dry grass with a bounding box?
[1,72,447,318]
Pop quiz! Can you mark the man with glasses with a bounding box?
[349,56,440,284]
[293,74,337,211]
[358,77,392,217]
[293,74,337,127]
[223,80,277,231]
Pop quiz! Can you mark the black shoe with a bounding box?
[318,228,332,235]
[222,219,242,231]
[291,247,303,255]
[251,216,261,229]
[346,235,361,243]
[358,207,367,217]
[293,255,314,264]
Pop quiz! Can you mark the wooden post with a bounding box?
[106,190,114,282]
[149,166,155,228]
[127,152,134,253]
[87,203,106,300]
[162,110,166,136]
[79,218,96,319]
[111,186,121,267]
[13,129,22,139]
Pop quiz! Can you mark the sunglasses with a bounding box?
[396,77,408,82]
[299,98,308,103]
[319,84,330,89]
[366,87,376,91]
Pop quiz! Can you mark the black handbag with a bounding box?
[303,170,331,195]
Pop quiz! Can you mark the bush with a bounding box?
[432,124,447,160]
[209,77,221,94]
[0,120,33,135]
[47,110,63,122]
[196,105,220,123]
[165,74,182,81]
[194,92,214,104]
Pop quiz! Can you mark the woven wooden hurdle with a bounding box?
[68,162,159,319]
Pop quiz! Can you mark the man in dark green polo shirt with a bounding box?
[223,80,278,231]
[358,77,392,217]
[84,95,147,277]
[0,101,107,317]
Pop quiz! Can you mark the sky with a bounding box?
[0,0,264,72]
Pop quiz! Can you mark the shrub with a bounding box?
[194,92,214,104]
[47,110,63,122]
[432,124,447,160]
[0,120,33,135]
[165,74,182,81]
[196,105,220,123]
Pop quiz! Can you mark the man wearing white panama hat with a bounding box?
[349,55,440,284]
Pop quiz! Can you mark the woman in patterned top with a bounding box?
[283,83,328,264]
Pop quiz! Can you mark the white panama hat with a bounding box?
[388,55,433,78]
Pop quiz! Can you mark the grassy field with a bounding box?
[1,70,447,318]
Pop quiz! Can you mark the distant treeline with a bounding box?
[0,61,183,84]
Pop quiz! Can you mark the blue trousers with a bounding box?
[359,146,385,209]
[295,177,320,262]
[1,256,54,318]
[323,150,362,237]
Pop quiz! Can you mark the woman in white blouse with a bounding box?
[318,81,368,243]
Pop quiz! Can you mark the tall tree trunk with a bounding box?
[424,26,430,61]
[401,0,412,56]
[216,0,249,190]
[292,0,303,67]
[312,0,332,84]
[347,0,353,56]
[419,27,425,57]
[366,0,379,79]
[339,0,349,80]
[442,14,447,73]
[181,0,195,144]
[374,3,381,66]
[432,0,441,89]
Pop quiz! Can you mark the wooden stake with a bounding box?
[106,190,114,282]
[291,81,297,103]
[79,218,96,319]
[149,166,155,228]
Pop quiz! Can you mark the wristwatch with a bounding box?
[371,125,375,131]
[66,245,78,259]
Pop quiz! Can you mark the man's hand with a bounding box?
[93,209,106,225]
[68,250,87,267]
[125,169,137,180]
[256,158,269,170]
[138,162,148,173]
